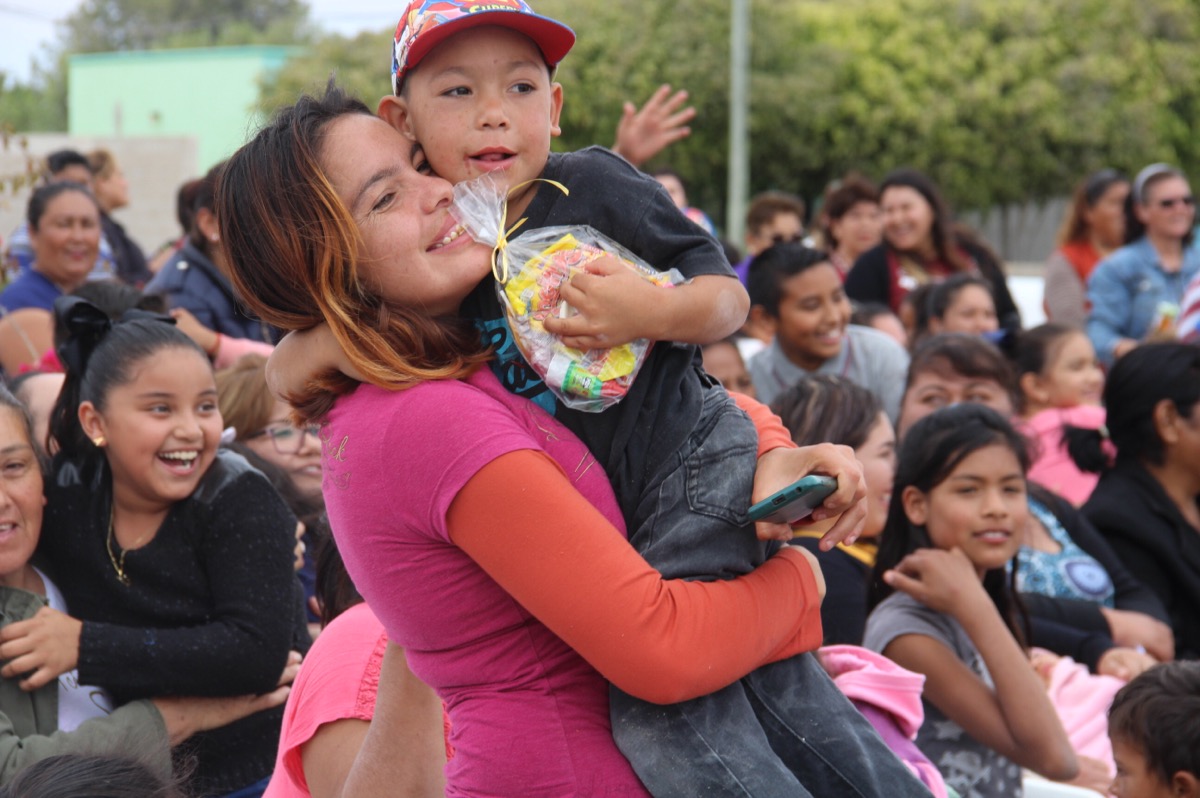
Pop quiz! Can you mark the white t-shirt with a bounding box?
[35,568,114,732]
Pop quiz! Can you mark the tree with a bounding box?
[59,0,313,53]
[253,0,1200,223]
[256,28,395,115]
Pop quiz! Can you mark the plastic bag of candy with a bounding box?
[452,174,684,412]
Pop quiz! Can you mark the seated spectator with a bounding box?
[899,334,1172,670]
[775,375,894,645]
[700,337,756,398]
[1013,323,1105,505]
[864,404,1079,795]
[651,168,717,236]
[263,540,448,798]
[18,298,310,796]
[1043,169,1129,329]
[926,273,999,337]
[746,242,909,419]
[846,168,1020,331]
[1069,343,1200,659]
[0,384,292,784]
[87,149,151,287]
[0,185,99,316]
[217,355,324,625]
[821,175,883,279]
[851,302,908,349]
[2,150,114,281]
[1087,164,1200,366]
[1107,662,1200,798]
[147,179,204,275]
[146,164,274,352]
[733,190,807,285]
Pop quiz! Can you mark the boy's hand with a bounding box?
[266,324,363,401]
[543,256,661,350]
[751,444,867,545]
[612,84,695,168]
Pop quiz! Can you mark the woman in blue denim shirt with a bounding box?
[1086,163,1200,366]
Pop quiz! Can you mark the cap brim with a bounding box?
[405,11,575,75]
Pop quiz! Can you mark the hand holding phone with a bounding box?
[747,475,838,526]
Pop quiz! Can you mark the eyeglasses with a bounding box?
[1155,195,1195,209]
[248,423,321,455]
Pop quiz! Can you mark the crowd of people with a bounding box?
[0,0,1198,797]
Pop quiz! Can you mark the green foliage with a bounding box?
[256,28,395,116]
[59,0,313,53]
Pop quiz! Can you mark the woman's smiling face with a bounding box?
[319,113,494,316]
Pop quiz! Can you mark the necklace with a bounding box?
[106,507,149,587]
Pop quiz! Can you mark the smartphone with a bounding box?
[746,475,838,525]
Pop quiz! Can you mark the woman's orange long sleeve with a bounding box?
[447,449,822,706]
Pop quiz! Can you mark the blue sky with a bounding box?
[0,0,398,84]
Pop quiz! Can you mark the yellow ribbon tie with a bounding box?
[491,178,569,284]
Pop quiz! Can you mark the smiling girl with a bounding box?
[1013,323,1106,505]
[4,297,308,798]
[864,404,1078,797]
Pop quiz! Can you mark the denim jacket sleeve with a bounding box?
[1086,247,1136,366]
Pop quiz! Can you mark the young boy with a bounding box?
[1108,662,1200,798]
[745,241,910,419]
[294,2,928,793]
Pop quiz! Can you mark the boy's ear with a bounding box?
[1171,770,1200,798]
[1153,398,1181,445]
[378,95,418,141]
[900,485,928,526]
[549,82,564,138]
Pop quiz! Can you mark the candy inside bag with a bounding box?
[452,174,685,412]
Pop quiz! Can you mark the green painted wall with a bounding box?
[69,46,300,171]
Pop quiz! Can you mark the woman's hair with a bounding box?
[174,178,205,236]
[927,273,994,323]
[216,83,490,421]
[1067,342,1200,473]
[745,242,833,316]
[186,163,222,256]
[0,752,187,798]
[87,148,119,181]
[1108,662,1200,785]
[868,404,1030,644]
[53,281,166,350]
[313,533,363,628]
[1125,163,1194,246]
[745,191,807,237]
[821,175,879,250]
[48,298,208,461]
[0,383,42,470]
[1056,169,1128,247]
[879,168,969,272]
[771,374,883,450]
[26,182,97,232]
[906,333,1017,404]
[0,753,187,796]
[215,355,276,441]
[42,149,91,181]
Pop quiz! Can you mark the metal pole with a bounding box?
[726,0,749,246]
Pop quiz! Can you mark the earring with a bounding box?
[92,436,106,447]
[209,234,220,243]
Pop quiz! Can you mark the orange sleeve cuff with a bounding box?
[731,391,797,457]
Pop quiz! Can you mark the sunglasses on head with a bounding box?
[1155,195,1195,209]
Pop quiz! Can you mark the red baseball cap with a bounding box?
[392,0,576,93]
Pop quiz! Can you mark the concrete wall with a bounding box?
[69,45,298,172]
[0,134,198,258]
